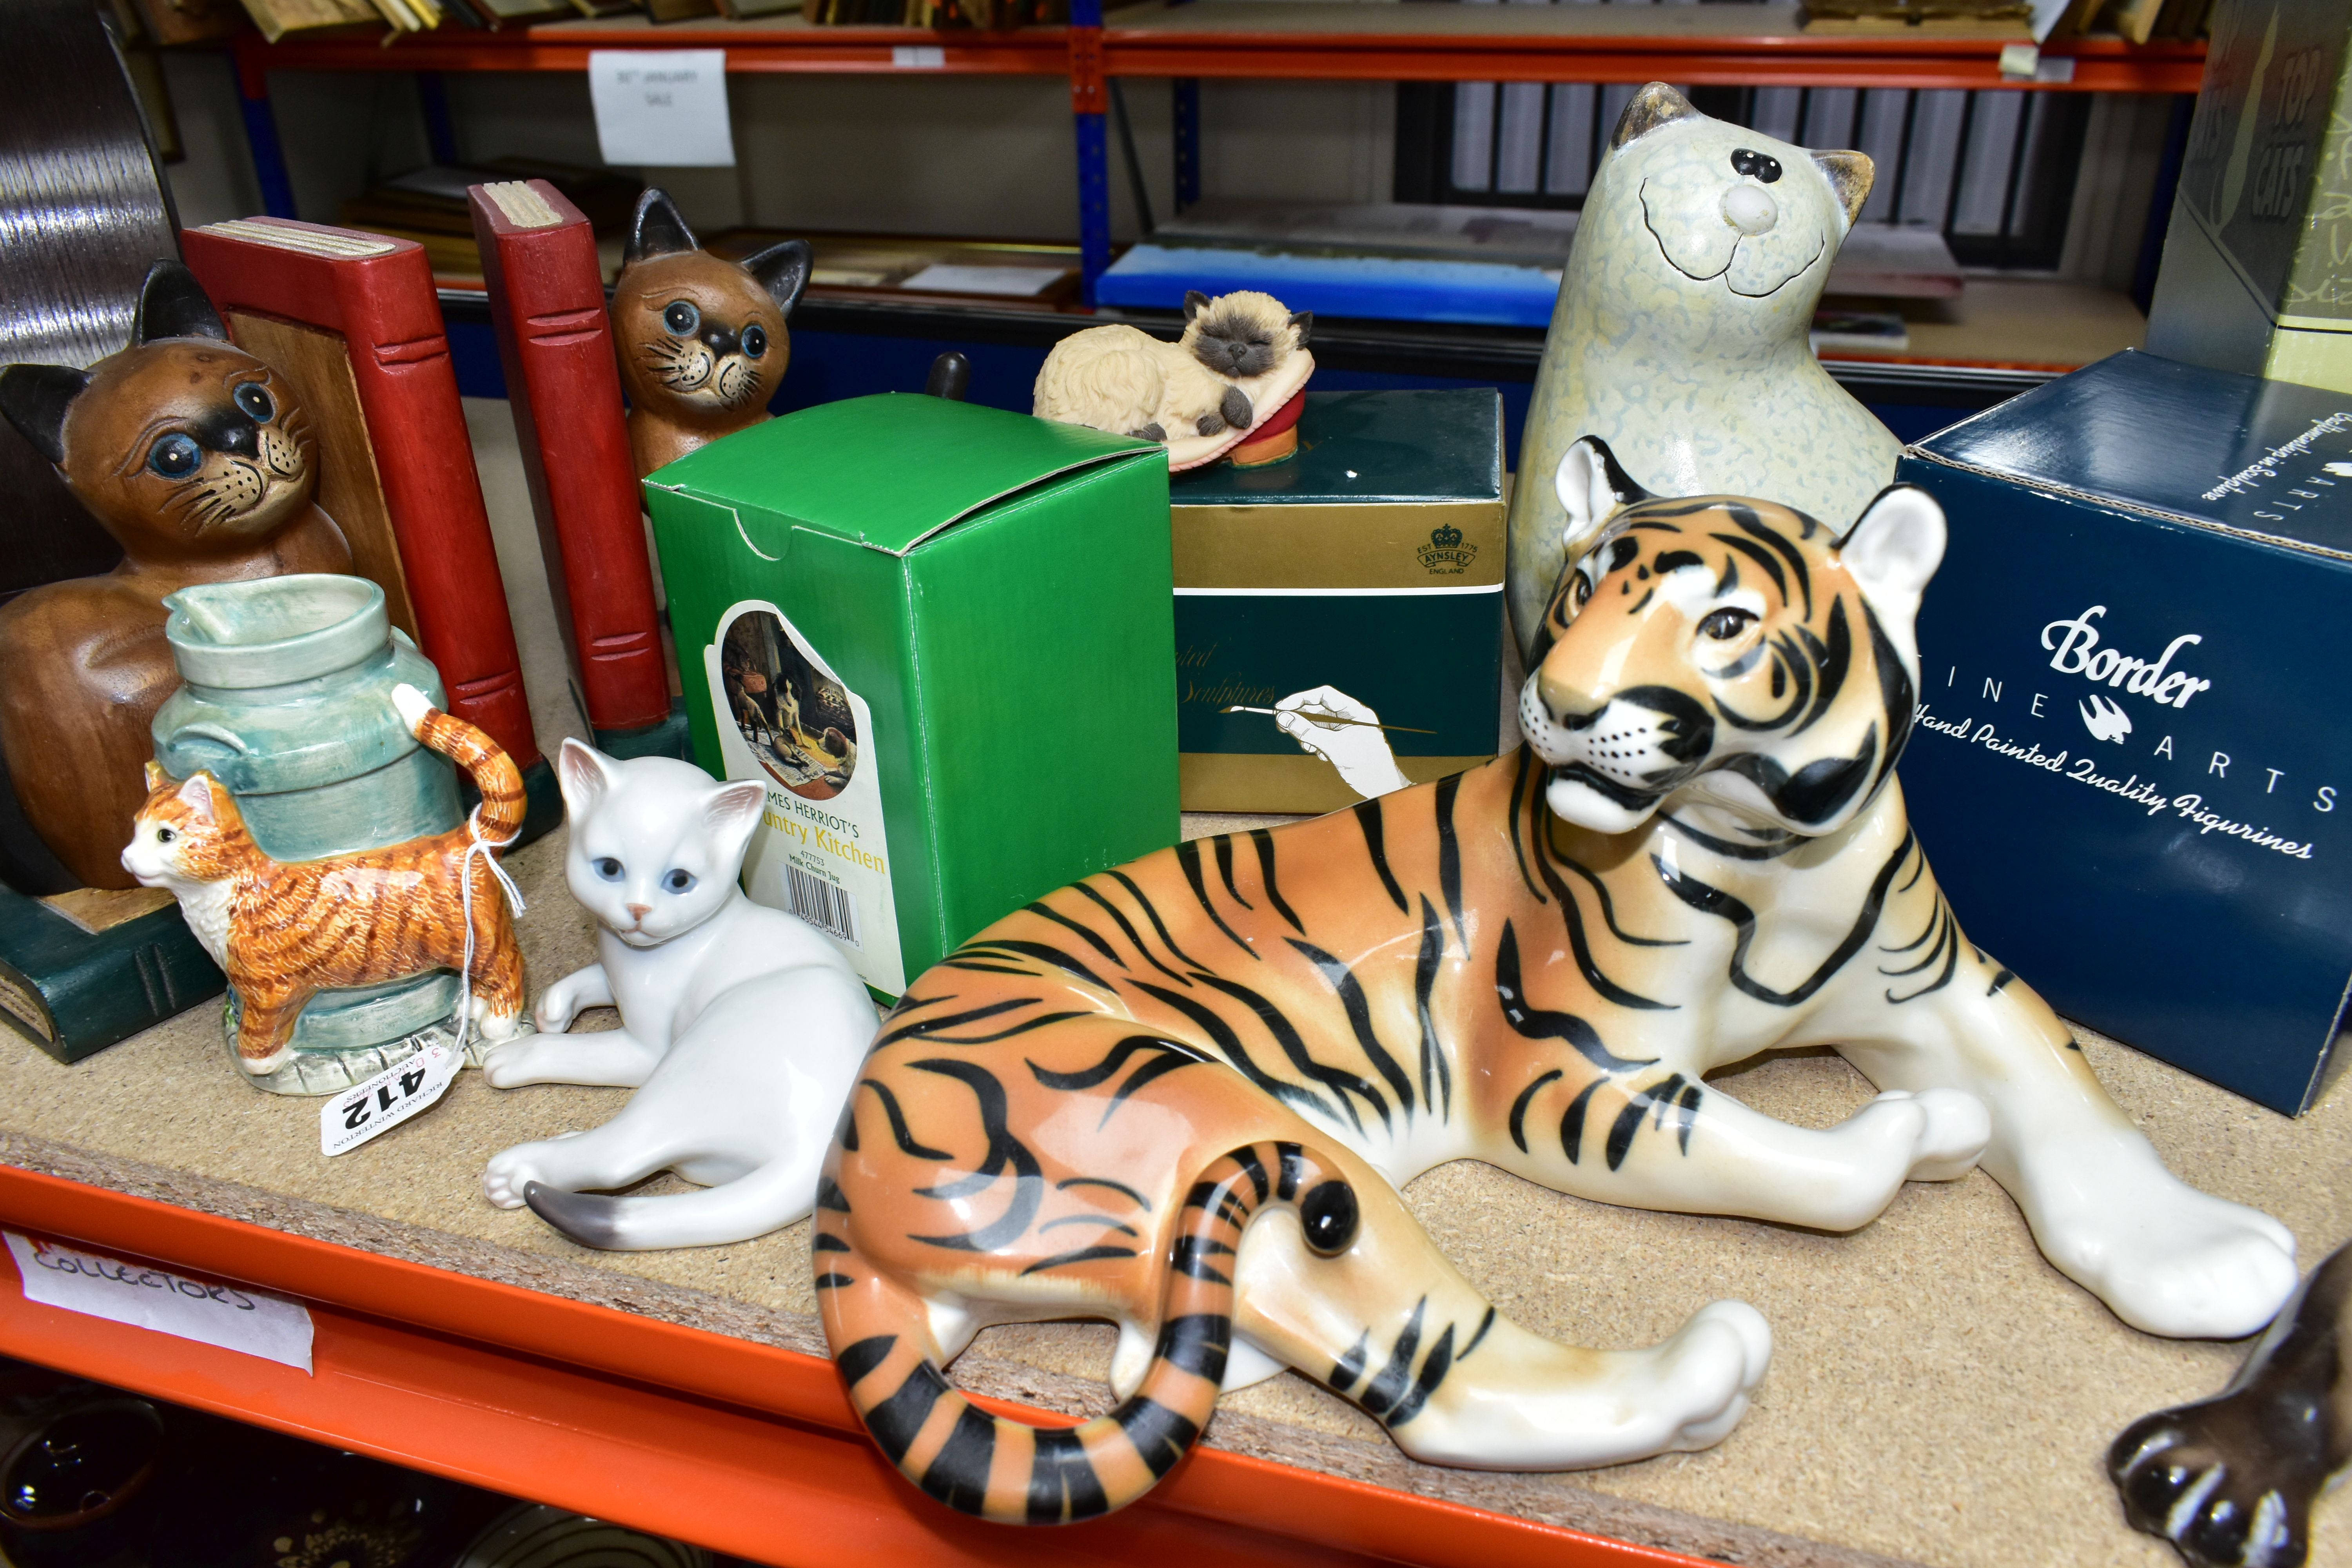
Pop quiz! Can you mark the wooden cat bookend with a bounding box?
[0,261,352,891]
[612,189,813,478]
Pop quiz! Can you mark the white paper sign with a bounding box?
[590,50,735,168]
[7,1232,314,1373]
[320,1044,461,1157]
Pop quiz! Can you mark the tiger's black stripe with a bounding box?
[1074,880,1192,987]
[877,998,1044,1048]
[1354,799,1409,913]
[1210,834,1254,909]
[1509,1069,1564,1152]
[920,1010,1098,1045]
[1654,830,1915,1008]
[857,1078,955,1161]
[1020,1243,1142,1275]
[1131,979,1340,1125]
[1560,1079,1603,1164]
[1023,900,1129,971]
[1174,838,1258,959]
[1106,869,1216,975]
[1434,772,1467,952]
[1528,833,1676,1009]
[1505,748,1548,904]
[1249,829,1303,933]
[1414,897,1453,1117]
[1289,937,1417,1118]
[956,939,1114,992]
[1494,922,1659,1071]
[1191,971,1388,1134]
[1058,1174,1152,1210]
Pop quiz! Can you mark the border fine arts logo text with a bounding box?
[1417,523,1477,575]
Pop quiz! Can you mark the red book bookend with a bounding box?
[468,179,682,756]
[179,218,557,843]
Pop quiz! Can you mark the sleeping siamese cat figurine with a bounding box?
[0,261,352,889]
[612,190,814,478]
[480,740,873,1250]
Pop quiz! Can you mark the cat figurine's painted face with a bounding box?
[1180,288,1312,380]
[0,263,317,561]
[558,738,766,949]
[612,189,812,475]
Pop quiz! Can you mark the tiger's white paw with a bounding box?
[1652,1299,1774,1453]
[2025,1144,2296,1338]
[1873,1087,1991,1183]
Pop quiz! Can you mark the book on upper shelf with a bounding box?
[229,0,378,42]
[178,218,551,829]
[468,178,673,748]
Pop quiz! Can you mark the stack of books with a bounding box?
[338,162,642,285]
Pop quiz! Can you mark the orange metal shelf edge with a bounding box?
[236,24,2203,91]
[0,1164,1711,1568]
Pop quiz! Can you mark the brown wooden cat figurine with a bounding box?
[120,684,527,1078]
[612,189,812,477]
[0,261,352,891]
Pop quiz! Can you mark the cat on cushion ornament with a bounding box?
[1033,289,1314,470]
[813,437,2294,1527]
[0,262,352,889]
[612,190,813,478]
[1503,83,1902,654]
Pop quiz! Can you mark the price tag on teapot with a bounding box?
[320,1044,460,1157]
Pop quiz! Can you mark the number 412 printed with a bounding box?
[319,1044,462,1158]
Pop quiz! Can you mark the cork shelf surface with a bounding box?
[0,805,2346,1568]
[3,405,2347,1568]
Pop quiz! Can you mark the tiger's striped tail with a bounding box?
[819,1142,1360,1524]
[391,683,526,846]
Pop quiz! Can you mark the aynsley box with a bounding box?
[1173,389,1506,814]
[1898,350,2352,1112]
[646,395,1176,998]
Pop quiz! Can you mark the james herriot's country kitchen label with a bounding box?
[1914,601,2334,863]
[705,601,905,994]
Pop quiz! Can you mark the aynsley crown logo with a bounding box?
[1416,523,1477,575]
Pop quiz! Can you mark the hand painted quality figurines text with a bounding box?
[612,190,813,478]
[121,684,525,1077]
[812,435,2296,1526]
[2111,1242,2348,1568]
[0,261,352,889]
[1504,83,1900,653]
[481,741,872,1250]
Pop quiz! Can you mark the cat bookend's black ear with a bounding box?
[1287,310,1313,344]
[746,237,813,318]
[626,188,698,266]
[133,261,229,345]
[1610,82,1702,151]
[1183,289,1210,322]
[0,364,93,464]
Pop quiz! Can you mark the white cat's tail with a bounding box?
[524,1152,816,1250]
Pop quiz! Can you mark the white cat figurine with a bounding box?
[481,740,874,1250]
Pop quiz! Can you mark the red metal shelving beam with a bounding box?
[0,1164,1712,1568]
[235,24,2203,92]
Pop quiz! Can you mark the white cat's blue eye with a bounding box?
[595,857,624,881]
[662,869,696,894]
[663,301,700,336]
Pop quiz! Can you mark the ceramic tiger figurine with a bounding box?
[816,437,2299,1525]
[120,684,527,1076]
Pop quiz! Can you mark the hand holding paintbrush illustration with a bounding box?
[1226,686,1414,800]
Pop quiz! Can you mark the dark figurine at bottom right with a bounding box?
[2112,1242,2350,1568]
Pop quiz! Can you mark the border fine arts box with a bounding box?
[646,395,1176,998]
[2145,0,2352,393]
[1173,389,1506,814]
[1898,350,2352,1113]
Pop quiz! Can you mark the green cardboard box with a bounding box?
[645,394,1176,998]
[1172,389,1506,814]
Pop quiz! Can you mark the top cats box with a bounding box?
[1897,350,2352,1113]
[645,395,1176,998]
